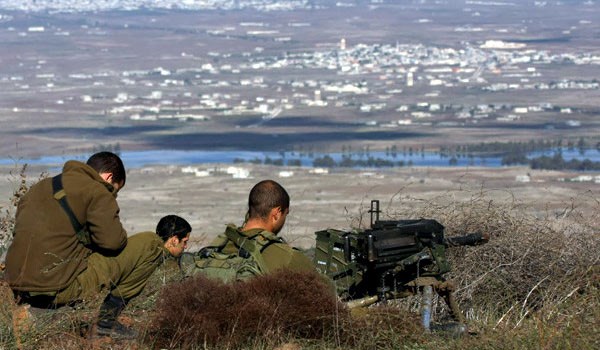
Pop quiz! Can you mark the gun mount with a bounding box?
[314,200,488,330]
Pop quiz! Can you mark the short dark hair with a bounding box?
[156,215,192,241]
[248,180,289,219]
[86,152,126,186]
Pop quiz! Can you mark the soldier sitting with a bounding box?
[4,151,191,340]
[180,179,313,281]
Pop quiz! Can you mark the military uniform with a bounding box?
[54,232,170,303]
[215,224,314,274]
[5,161,166,304]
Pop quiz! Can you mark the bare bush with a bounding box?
[148,270,346,349]
[1,164,26,260]
[379,188,599,328]
[1,164,47,263]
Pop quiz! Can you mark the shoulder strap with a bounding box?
[236,226,283,253]
[52,175,91,246]
[206,234,230,251]
[196,234,229,258]
[224,225,273,274]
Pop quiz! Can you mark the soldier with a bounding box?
[93,214,191,338]
[210,179,314,274]
[4,151,191,340]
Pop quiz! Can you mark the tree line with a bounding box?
[232,137,600,171]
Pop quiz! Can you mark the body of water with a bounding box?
[1,149,599,169]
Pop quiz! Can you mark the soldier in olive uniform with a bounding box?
[213,179,313,273]
[5,152,191,339]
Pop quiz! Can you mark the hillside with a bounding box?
[0,164,598,349]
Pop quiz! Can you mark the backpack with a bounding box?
[179,224,282,283]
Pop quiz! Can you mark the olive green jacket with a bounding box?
[216,225,314,274]
[5,160,127,292]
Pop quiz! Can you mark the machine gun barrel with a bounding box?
[443,232,489,247]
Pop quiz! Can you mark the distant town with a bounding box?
[3,22,599,126]
[0,0,599,158]
[0,0,312,13]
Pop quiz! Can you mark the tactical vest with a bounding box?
[179,224,283,283]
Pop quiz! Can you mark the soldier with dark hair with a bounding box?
[156,214,192,245]
[210,179,313,274]
[85,151,127,187]
[247,179,290,221]
[4,151,191,340]
[95,215,191,338]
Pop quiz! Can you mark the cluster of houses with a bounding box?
[0,29,600,127]
[3,17,598,129]
[0,0,310,12]
[516,174,600,184]
[2,1,598,135]
[177,166,600,184]
[106,37,594,127]
[561,175,600,184]
[180,165,329,179]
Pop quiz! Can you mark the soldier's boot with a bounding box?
[94,294,138,340]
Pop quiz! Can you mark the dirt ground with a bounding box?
[2,162,597,250]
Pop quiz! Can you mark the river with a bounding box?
[1,149,599,169]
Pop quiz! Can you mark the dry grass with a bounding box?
[423,189,598,327]
[1,164,33,261]
[0,284,101,349]
[0,170,598,349]
[375,187,600,349]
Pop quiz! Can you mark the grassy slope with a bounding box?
[0,171,598,349]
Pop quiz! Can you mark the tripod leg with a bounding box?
[438,281,465,324]
[421,285,433,331]
[446,292,465,324]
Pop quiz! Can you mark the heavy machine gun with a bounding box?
[314,200,488,330]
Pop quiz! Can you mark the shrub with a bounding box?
[1,164,47,262]
[384,188,599,330]
[148,270,347,349]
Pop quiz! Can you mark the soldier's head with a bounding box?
[247,180,289,234]
[87,151,126,192]
[156,215,192,257]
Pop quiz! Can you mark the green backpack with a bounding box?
[179,225,281,283]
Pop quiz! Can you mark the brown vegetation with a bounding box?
[0,165,33,255]
[381,188,600,349]
[0,169,598,349]
[409,188,599,323]
[147,270,345,349]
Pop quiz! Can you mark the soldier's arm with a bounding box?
[86,187,128,251]
[263,244,315,272]
[289,249,315,272]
